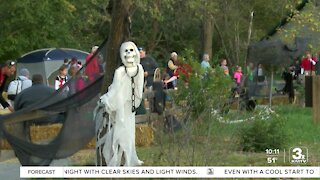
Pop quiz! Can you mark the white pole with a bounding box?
[269,68,274,107]
[244,11,254,66]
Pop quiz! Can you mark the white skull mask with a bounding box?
[120,41,140,68]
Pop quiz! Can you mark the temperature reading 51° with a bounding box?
[267,157,278,164]
[265,149,280,164]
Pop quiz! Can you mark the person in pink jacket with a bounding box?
[233,66,243,97]
[234,66,243,85]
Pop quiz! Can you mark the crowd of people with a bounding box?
[0,44,318,115]
[148,49,319,109]
[0,51,263,114]
[0,45,103,115]
[276,51,318,103]
[0,45,193,116]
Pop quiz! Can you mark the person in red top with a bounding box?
[85,46,100,82]
[301,51,317,76]
[0,60,17,112]
[164,63,192,87]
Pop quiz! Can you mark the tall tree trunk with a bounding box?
[235,23,240,65]
[213,19,231,65]
[101,0,132,93]
[97,0,132,166]
[201,18,213,60]
[147,0,161,53]
[244,11,254,67]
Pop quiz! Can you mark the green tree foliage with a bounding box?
[0,0,74,59]
[0,0,306,67]
[68,0,110,50]
[131,0,204,64]
[131,0,297,67]
[0,0,108,61]
[276,1,320,52]
[212,0,298,66]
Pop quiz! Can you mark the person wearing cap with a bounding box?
[85,46,100,81]
[139,47,158,88]
[7,68,32,101]
[0,60,17,112]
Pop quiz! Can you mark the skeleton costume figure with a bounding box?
[95,41,144,166]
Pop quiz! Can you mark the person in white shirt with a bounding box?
[7,68,32,101]
[55,65,69,90]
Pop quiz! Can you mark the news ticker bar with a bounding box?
[21,166,320,178]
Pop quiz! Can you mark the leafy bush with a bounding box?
[171,49,233,120]
[239,112,288,152]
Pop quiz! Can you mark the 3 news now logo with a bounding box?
[289,147,308,164]
[207,168,214,175]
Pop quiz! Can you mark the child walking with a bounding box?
[233,66,243,97]
[234,66,243,85]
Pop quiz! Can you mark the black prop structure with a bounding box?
[0,38,108,166]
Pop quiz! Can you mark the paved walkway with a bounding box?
[0,158,72,179]
[0,158,21,180]
[0,150,95,179]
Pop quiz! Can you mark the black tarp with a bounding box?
[0,38,108,166]
[247,37,308,65]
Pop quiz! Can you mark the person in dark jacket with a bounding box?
[15,74,64,125]
[275,66,295,103]
[14,74,55,111]
[294,59,301,78]
[139,47,158,88]
[0,60,17,112]
[13,74,61,142]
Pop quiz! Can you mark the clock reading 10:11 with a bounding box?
[265,149,280,155]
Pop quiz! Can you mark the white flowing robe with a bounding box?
[99,64,144,166]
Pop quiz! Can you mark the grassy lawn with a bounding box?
[278,106,320,166]
[137,105,320,167]
[44,105,319,180]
